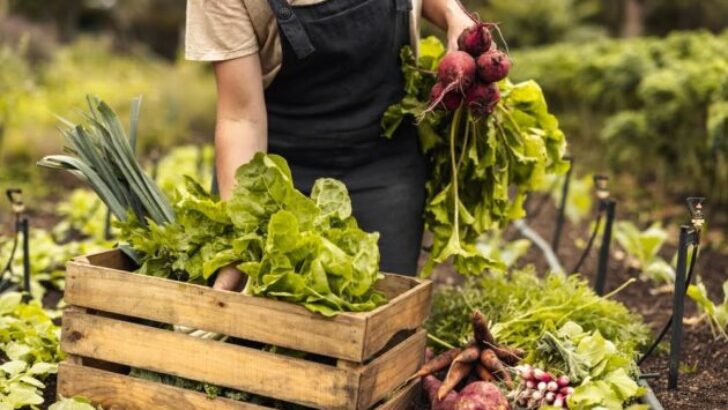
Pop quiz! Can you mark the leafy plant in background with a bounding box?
[687,279,728,341]
[475,230,531,269]
[537,172,593,223]
[0,292,62,410]
[48,397,100,410]
[511,31,728,204]
[614,221,675,285]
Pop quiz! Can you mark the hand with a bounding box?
[446,7,476,51]
[213,264,247,291]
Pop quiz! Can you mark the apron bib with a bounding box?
[264,0,426,275]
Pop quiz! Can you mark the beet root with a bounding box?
[465,82,500,116]
[454,382,511,410]
[476,50,511,83]
[458,23,493,57]
[424,375,460,410]
[437,51,477,91]
[431,82,463,112]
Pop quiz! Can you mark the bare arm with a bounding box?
[213,54,267,200]
[212,54,266,290]
[421,0,475,50]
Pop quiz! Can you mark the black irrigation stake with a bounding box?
[1,189,32,300]
[637,197,704,391]
[551,156,574,252]
[667,197,704,390]
[593,175,615,296]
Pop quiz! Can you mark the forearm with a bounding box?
[214,117,266,200]
[422,0,471,31]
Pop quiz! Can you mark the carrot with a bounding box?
[452,343,481,364]
[437,360,473,400]
[409,347,462,381]
[472,310,496,346]
[480,348,513,389]
[475,364,497,382]
[491,345,524,366]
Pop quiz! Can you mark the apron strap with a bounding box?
[267,0,316,60]
[393,0,412,54]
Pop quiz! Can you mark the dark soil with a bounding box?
[426,196,728,410]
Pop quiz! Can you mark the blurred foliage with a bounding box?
[511,30,728,203]
[456,0,728,48]
[0,35,215,173]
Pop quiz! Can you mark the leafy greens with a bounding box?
[382,37,569,275]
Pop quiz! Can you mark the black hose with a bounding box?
[570,211,604,273]
[637,242,700,366]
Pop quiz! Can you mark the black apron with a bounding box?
[263,0,427,275]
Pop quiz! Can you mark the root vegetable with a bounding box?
[411,347,463,381]
[456,382,511,410]
[533,368,552,383]
[553,393,565,407]
[472,310,496,346]
[475,364,497,382]
[465,82,500,116]
[556,375,570,387]
[438,51,477,90]
[438,361,474,400]
[480,349,513,389]
[491,345,524,366]
[454,343,482,364]
[547,381,559,392]
[425,375,460,410]
[476,49,511,83]
[458,22,493,57]
[430,82,463,111]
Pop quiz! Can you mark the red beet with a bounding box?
[454,382,511,410]
[424,51,475,114]
[424,375,460,410]
[465,82,500,115]
[458,23,493,57]
[431,82,464,111]
[476,49,511,83]
[438,51,477,90]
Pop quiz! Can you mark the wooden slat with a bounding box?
[361,282,432,359]
[58,362,268,410]
[373,275,419,300]
[65,260,367,361]
[61,311,359,409]
[375,380,420,410]
[74,249,136,271]
[357,329,426,409]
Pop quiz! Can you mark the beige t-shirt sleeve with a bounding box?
[185,0,259,61]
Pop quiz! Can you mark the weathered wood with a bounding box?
[362,282,432,360]
[61,311,359,409]
[375,380,420,410]
[65,249,431,362]
[58,361,269,410]
[58,361,420,410]
[65,260,366,361]
[357,329,426,409]
[73,249,136,271]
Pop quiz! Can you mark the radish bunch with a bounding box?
[428,22,511,116]
[512,365,574,409]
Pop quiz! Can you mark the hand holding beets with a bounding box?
[427,22,511,115]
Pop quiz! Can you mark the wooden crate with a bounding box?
[58,250,432,410]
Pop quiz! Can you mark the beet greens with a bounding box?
[382,35,569,276]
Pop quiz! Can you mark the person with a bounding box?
[185,0,474,289]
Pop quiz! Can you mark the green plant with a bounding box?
[475,230,531,269]
[48,397,101,410]
[0,292,62,409]
[537,173,594,223]
[613,221,675,284]
[511,31,728,204]
[686,279,728,340]
[383,37,569,275]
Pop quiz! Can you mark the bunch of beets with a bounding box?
[512,365,575,409]
[428,22,512,115]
